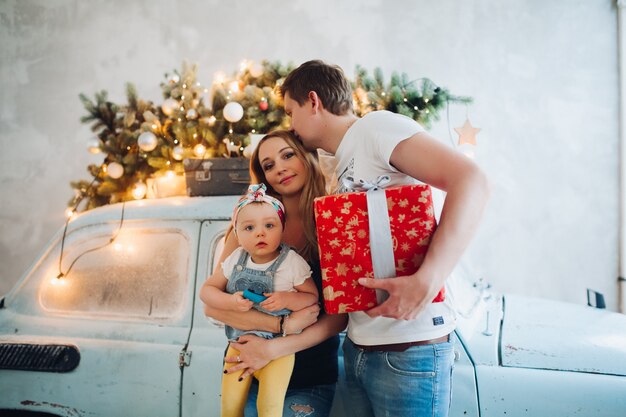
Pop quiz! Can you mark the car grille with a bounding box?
[0,343,80,372]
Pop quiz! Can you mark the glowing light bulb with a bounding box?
[249,62,264,78]
[132,182,147,200]
[172,146,184,160]
[214,71,226,85]
[229,81,241,94]
[64,208,75,219]
[165,170,176,179]
[50,275,66,286]
[194,143,207,157]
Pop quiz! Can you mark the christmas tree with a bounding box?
[70,60,471,213]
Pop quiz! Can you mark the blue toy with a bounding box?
[243,289,268,303]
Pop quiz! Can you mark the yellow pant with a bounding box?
[221,344,295,417]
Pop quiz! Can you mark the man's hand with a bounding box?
[358,273,440,320]
[232,292,254,312]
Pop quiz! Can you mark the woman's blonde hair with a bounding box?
[250,130,326,261]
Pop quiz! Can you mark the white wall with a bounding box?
[0,0,620,310]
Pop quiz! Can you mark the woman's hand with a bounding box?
[225,335,276,379]
[232,292,254,312]
[285,303,320,334]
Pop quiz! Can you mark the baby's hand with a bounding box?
[260,292,289,312]
[232,292,253,312]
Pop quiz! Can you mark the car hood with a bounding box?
[501,294,626,376]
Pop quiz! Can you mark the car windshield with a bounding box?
[8,221,193,321]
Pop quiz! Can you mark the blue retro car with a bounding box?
[0,196,625,416]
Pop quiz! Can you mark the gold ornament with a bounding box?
[454,118,481,146]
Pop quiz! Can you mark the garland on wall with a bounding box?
[69,60,473,214]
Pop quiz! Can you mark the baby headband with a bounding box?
[232,183,286,229]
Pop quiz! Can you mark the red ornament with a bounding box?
[259,100,269,111]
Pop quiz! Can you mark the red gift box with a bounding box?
[314,184,445,314]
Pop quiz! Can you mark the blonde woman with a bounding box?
[201,130,347,417]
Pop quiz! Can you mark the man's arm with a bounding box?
[360,131,490,320]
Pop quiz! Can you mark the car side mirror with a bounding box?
[586,289,606,309]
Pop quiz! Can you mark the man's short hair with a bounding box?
[280,60,353,115]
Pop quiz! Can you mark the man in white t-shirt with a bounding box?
[280,60,490,417]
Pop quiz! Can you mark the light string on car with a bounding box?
[56,175,127,281]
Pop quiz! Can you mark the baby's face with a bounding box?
[235,202,283,263]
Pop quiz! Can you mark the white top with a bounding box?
[334,110,457,345]
[222,247,312,292]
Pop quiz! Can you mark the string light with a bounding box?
[228,80,240,93]
[132,182,147,200]
[213,71,226,85]
[56,201,127,283]
[193,143,206,157]
[76,60,472,213]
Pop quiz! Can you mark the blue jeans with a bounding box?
[342,336,454,417]
[245,382,336,417]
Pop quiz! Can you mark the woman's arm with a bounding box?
[204,301,320,333]
[226,313,348,379]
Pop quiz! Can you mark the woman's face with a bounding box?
[257,136,308,197]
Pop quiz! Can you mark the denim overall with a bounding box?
[225,244,292,341]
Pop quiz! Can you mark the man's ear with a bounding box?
[308,91,323,112]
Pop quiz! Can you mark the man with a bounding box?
[280,60,489,417]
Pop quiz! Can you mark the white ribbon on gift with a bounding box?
[341,175,395,304]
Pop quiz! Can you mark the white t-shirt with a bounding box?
[334,110,457,345]
[222,247,312,292]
